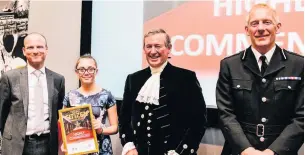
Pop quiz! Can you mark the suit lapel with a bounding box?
[159,63,172,105]
[20,68,29,118]
[242,47,262,77]
[46,68,54,124]
[135,67,151,94]
[160,62,172,79]
[160,63,173,90]
[264,46,285,76]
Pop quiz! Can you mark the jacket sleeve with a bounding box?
[0,73,11,134]
[57,76,65,111]
[168,72,207,155]
[216,60,252,154]
[268,70,304,154]
[119,74,135,146]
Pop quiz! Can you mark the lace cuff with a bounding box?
[121,142,136,155]
[167,150,179,155]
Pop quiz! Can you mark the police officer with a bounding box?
[216,3,304,155]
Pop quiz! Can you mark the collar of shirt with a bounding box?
[251,45,276,65]
[149,61,168,74]
[27,64,46,75]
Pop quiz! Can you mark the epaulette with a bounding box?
[284,49,304,58]
[222,51,243,60]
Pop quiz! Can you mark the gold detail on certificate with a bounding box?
[65,110,90,121]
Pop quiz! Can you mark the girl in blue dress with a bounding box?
[61,54,118,155]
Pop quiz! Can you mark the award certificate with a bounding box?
[59,104,98,155]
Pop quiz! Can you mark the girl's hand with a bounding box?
[92,119,103,134]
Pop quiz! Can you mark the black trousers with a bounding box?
[23,134,50,155]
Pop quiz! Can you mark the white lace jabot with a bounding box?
[136,61,168,105]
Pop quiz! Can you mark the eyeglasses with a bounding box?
[76,67,96,74]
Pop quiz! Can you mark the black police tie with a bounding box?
[260,55,268,75]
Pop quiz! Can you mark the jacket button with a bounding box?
[190,149,194,153]
[148,120,151,123]
[288,85,291,89]
[137,122,140,126]
[141,114,144,118]
[262,97,267,102]
[147,134,151,137]
[122,134,125,138]
[262,78,266,83]
[261,118,267,123]
[236,85,240,88]
[145,106,149,110]
[147,127,151,130]
[183,144,188,149]
[260,137,265,142]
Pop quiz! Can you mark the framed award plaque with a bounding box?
[58,104,98,155]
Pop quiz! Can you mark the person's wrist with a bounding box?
[95,122,103,134]
[167,150,179,155]
[97,127,103,134]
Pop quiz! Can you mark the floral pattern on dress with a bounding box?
[63,89,116,155]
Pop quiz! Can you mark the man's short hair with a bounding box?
[23,32,48,48]
[246,3,280,25]
[143,28,172,49]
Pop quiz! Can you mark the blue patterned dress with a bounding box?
[63,89,116,155]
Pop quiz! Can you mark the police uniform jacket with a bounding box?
[216,45,304,155]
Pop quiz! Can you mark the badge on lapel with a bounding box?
[275,77,302,80]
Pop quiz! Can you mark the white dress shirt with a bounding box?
[26,65,50,135]
[252,45,276,71]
